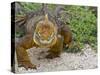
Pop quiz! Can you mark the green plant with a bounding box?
[64,6,97,50]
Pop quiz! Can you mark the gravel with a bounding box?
[15,44,98,73]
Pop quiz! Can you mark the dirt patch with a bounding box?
[15,44,97,73]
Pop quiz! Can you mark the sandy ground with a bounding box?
[15,44,97,73]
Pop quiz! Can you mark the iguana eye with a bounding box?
[38,32,41,37]
[48,37,51,41]
[47,33,54,41]
[50,33,54,38]
[37,32,44,40]
[35,32,39,38]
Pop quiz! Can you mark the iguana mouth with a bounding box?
[33,32,57,47]
[39,35,55,44]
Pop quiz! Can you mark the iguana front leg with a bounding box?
[16,34,36,69]
[46,35,63,59]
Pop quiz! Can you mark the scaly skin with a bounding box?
[16,14,72,69]
[16,34,36,69]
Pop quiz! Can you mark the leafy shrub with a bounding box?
[64,6,97,50]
